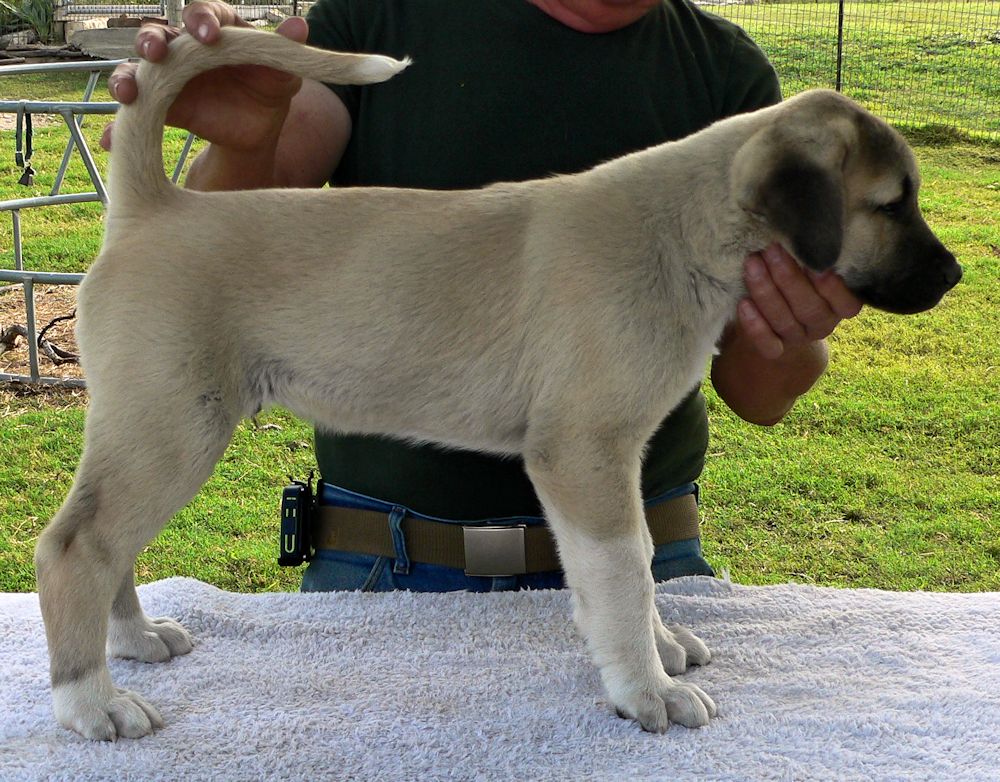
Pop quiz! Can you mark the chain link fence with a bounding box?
[46,0,998,139]
[706,0,1000,140]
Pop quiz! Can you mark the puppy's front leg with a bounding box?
[526,440,715,732]
[107,570,193,663]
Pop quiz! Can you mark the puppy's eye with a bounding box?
[877,177,912,217]
[877,199,905,217]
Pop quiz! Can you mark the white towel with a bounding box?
[1,576,998,781]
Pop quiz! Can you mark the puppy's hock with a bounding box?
[108,28,410,207]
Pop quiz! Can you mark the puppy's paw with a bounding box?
[652,620,688,675]
[667,623,711,667]
[53,670,164,741]
[107,615,193,663]
[614,689,671,734]
[660,679,716,728]
[612,676,716,733]
[652,620,710,673]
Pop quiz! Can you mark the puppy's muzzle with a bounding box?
[855,238,962,315]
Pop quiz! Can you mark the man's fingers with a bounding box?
[134,23,177,62]
[736,299,784,360]
[808,269,864,320]
[275,15,308,42]
[107,63,138,103]
[100,122,114,152]
[744,252,806,343]
[182,0,251,42]
[740,243,864,362]
[759,244,838,341]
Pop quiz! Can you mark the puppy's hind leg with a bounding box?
[35,390,239,740]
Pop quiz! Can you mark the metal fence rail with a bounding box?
[0,59,193,387]
[0,271,86,387]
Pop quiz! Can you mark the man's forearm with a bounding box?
[185,143,280,192]
[185,80,351,193]
[710,323,829,427]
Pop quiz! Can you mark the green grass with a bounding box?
[0,12,998,594]
[0,70,197,273]
[698,137,1000,591]
[711,0,1000,140]
[0,395,314,593]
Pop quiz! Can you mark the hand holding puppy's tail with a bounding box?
[108,27,409,209]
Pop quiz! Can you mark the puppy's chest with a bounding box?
[642,272,742,403]
[665,312,731,378]
[658,262,743,339]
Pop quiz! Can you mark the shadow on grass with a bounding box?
[896,122,1000,150]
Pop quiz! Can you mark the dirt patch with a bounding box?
[0,379,86,410]
[0,113,60,132]
[0,282,83,381]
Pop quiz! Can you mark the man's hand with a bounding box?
[101,3,308,155]
[711,243,863,426]
[100,1,351,192]
[735,243,863,360]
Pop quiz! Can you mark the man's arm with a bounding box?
[711,244,863,426]
[711,28,854,425]
[186,77,351,191]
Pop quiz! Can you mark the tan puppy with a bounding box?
[35,28,961,740]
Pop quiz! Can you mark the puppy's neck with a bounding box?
[585,125,769,321]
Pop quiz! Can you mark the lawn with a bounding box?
[713,0,1000,139]
[0,7,997,594]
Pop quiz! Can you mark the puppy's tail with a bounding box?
[108,27,409,210]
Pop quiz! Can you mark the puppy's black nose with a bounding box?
[943,255,962,289]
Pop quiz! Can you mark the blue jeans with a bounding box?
[301,482,714,593]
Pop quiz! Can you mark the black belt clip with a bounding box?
[278,471,317,566]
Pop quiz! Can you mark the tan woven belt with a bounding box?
[313,493,699,577]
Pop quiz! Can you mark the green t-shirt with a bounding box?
[306,0,781,519]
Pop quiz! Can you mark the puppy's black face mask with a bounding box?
[845,185,962,314]
[758,163,962,316]
[734,107,962,317]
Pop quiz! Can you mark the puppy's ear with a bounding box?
[733,127,845,272]
[755,159,844,272]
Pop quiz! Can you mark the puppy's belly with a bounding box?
[244,354,530,456]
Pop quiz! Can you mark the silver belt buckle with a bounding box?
[463,525,527,577]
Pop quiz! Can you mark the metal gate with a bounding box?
[0,58,193,386]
